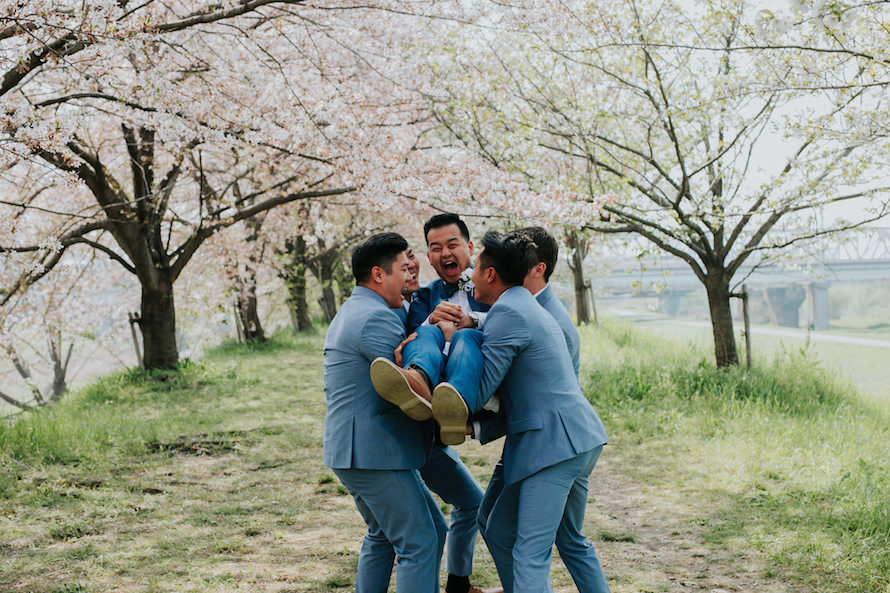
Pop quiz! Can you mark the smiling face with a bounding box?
[426,223,473,286]
[403,247,420,296]
[378,251,411,308]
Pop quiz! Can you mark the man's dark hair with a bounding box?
[515,226,558,281]
[351,232,409,283]
[423,213,470,244]
[478,230,538,287]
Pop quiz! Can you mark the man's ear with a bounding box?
[532,262,546,278]
[370,265,385,285]
[467,240,474,256]
[485,265,497,283]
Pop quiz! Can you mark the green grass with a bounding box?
[0,330,347,593]
[2,323,889,592]
[629,316,890,411]
[581,320,890,593]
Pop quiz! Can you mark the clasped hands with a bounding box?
[394,302,473,365]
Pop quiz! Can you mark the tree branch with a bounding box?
[586,212,707,283]
[1,34,87,97]
[168,185,355,280]
[0,388,34,411]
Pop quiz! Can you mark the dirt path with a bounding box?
[572,450,808,593]
[279,432,813,593]
[2,423,812,593]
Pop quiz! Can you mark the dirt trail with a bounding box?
[573,452,807,593]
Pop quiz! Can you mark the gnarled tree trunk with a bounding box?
[235,281,265,342]
[309,240,346,322]
[232,215,266,342]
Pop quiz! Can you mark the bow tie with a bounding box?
[443,283,460,298]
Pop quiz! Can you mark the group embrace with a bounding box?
[322,214,610,593]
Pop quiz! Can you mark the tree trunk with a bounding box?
[588,280,599,326]
[333,258,353,307]
[234,215,266,342]
[235,266,265,342]
[236,287,265,341]
[566,230,592,324]
[572,260,591,325]
[287,270,312,332]
[47,331,73,403]
[306,238,349,322]
[704,273,739,367]
[313,249,339,322]
[318,271,338,321]
[140,275,179,369]
[283,236,313,332]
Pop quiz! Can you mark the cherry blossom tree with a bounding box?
[0,247,135,409]
[413,0,890,367]
[0,1,604,376]
[262,195,406,330]
[0,2,429,369]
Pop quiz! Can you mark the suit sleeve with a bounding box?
[566,327,581,379]
[358,311,407,362]
[479,306,529,405]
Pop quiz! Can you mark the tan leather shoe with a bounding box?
[370,358,433,421]
[432,382,469,445]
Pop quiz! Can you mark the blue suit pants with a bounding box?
[333,468,447,593]
[403,326,446,386]
[421,445,484,576]
[404,327,486,576]
[404,326,485,411]
[481,446,610,593]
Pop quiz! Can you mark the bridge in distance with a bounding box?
[592,227,890,330]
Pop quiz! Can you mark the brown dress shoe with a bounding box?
[432,382,469,445]
[370,357,433,420]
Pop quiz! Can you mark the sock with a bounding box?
[445,574,470,593]
[406,363,432,390]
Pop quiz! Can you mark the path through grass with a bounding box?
[2,325,888,593]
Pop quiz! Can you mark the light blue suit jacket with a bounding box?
[479,286,607,485]
[323,286,431,470]
[476,284,581,445]
[536,284,580,377]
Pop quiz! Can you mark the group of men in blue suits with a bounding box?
[322,214,610,593]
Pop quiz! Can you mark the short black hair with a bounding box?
[423,213,470,244]
[515,226,558,281]
[351,232,409,283]
[478,230,538,287]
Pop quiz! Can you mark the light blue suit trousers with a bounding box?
[334,468,447,593]
[325,287,448,592]
[470,286,609,592]
[402,326,484,577]
[403,325,484,410]
[480,447,610,593]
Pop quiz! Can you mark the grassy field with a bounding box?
[629,317,890,409]
[2,323,889,593]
